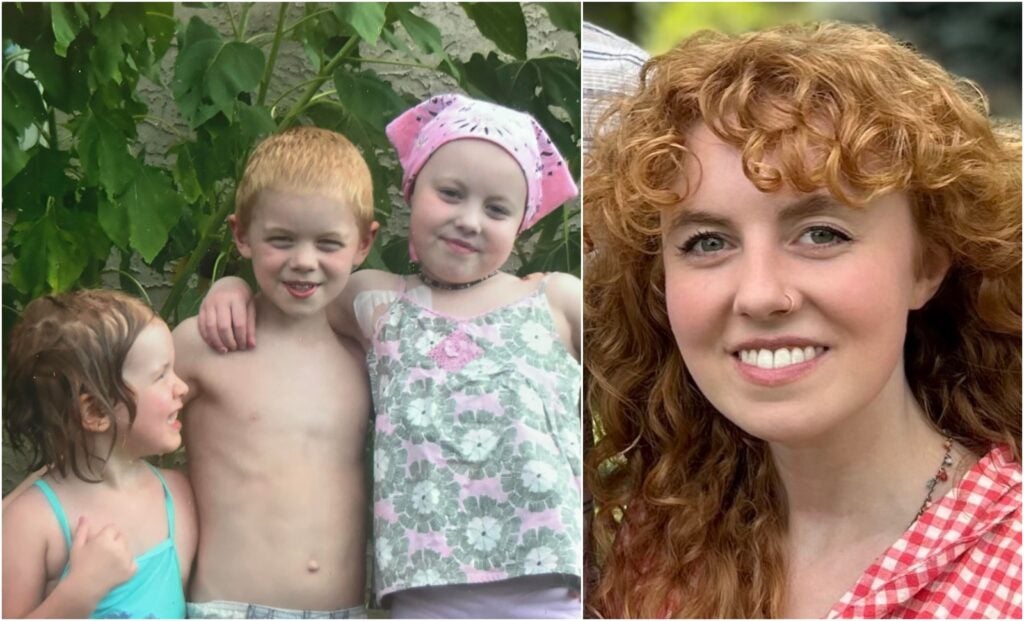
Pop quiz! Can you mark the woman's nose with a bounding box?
[731,246,799,319]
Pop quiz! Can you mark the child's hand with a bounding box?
[66,517,137,599]
[521,272,548,282]
[198,277,256,352]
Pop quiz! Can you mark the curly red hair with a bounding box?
[584,22,1021,618]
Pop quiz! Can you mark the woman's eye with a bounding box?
[681,232,728,255]
[800,226,851,246]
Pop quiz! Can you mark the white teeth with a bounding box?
[739,346,825,370]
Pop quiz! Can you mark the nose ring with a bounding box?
[783,293,795,314]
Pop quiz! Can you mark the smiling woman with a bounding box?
[583,22,1022,619]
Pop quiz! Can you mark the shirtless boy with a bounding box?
[173,126,378,618]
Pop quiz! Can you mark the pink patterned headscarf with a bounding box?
[386,93,578,232]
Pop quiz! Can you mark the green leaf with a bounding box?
[8,206,100,295]
[97,191,130,250]
[364,149,394,221]
[519,208,580,275]
[381,235,412,274]
[185,125,237,192]
[2,130,30,187]
[90,13,129,85]
[63,202,112,265]
[144,4,177,62]
[3,3,47,48]
[395,6,443,55]
[2,71,46,132]
[51,3,83,57]
[4,149,71,219]
[234,102,276,141]
[8,217,50,296]
[541,3,580,37]
[118,166,186,263]
[75,105,140,195]
[457,51,506,101]
[460,3,527,60]
[173,20,265,127]
[171,143,204,204]
[333,67,409,131]
[1,71,44,184]
[175,284,205,326]
[333,3,387,45]
[361,236,387,270]
[28,34,90,113]
[531,56,581,133]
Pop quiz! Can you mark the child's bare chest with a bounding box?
[190,336,370,449]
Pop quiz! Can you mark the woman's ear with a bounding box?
[78,393,112,433]
[911,245,952,310]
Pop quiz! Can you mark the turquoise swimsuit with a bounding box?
[34,464,186,619]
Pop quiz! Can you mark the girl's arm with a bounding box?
[546,272,582,361]
[3,494,136,618]
[197,270,397,353]
[197,276,255,353]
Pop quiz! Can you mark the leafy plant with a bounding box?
[2,2,581,344]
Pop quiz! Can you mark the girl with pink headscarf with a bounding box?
[200,94,582,618]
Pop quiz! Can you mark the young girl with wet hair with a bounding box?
[3,290,196,618]
[200,94,583,618]
[585,22,1021,618]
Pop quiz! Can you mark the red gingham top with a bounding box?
[828,445,1022,618]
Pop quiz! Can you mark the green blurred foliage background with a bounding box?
[585,2,1021,120]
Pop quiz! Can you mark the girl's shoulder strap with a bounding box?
[535,274,553,295]
[33,479,73,551]
[145,463,175,540]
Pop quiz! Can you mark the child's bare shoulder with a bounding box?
[541,272,581,359]
[349,268,405,293]
[171,316,213,365]
[158,468,192,500]
[544,272,582,306]
[3,483,58,545]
